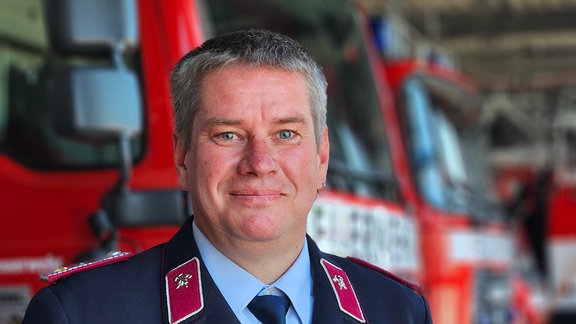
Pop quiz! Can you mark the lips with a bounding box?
[229,190,285,198]
[228,188,286,205]
[229,195,282,209]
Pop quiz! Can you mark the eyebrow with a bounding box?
[273,116,307,125]
[203,117,240,127]
[203,115,308,127]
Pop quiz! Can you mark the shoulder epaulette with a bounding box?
[40,251,133,284]
[346,256,423,295]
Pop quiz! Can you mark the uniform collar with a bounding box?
[307,237,367,323]
[161,217,239,324]
[193,220,312,324]
[161,218,366,323]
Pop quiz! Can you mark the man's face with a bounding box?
[175,64,329,248]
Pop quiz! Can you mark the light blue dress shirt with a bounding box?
[193,221,313,324]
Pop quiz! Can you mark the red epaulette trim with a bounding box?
[346,256,423,295]
[40,251,133,284]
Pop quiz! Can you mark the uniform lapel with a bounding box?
[308,237,367,324]
[160,222,368,323]
[161,218,240,324]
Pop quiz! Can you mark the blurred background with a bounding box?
[1,0,575,323]
[361,1,576,322]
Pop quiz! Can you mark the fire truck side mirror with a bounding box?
[50,67,142,142]
[43,0,137,56]
[45,0,142,142]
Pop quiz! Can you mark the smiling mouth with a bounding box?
[229,191,285,204]
[230,192,284,197]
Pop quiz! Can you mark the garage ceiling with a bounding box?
[363,0,576,92]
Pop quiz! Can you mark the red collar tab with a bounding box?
[40,251,132,284]
[166,257,204,324]
[320,259,366,323]
[346,256,423,295]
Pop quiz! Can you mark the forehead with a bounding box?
[197,65,312,121]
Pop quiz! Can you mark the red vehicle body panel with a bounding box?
[378,59,517,323]
[548,186,576,238]
[0,0,206,309]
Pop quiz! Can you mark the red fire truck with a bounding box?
[0,0,421,320]
[484,81,576,324]
[493,105,576,323]
[370,15,529,323]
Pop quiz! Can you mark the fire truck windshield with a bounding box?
[203,0,398,201]
[403,76,503,220]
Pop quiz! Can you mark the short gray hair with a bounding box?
[170,29,328,149]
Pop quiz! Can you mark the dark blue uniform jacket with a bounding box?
[23,218,432,323]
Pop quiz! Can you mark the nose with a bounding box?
[237,137,279,176]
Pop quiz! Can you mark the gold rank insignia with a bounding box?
[40,251,132,284]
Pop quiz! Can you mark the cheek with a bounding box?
[194,147,237,184]
[283,149,321,182]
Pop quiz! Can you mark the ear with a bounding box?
[173,134,190,190]
[317,127,330,189]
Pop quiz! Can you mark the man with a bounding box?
[23,29,432,323]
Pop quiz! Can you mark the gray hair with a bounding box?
[170,29,328,149]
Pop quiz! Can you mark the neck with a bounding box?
[194,221,306,284]
[227,239,304,284]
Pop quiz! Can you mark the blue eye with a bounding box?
[278,130,294,140]
[219,132,237,140]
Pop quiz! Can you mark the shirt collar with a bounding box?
[193,220,312,324]
[274,239,312,323]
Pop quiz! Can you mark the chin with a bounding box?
[238,217,286,239]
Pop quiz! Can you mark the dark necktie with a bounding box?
[248,294,291,324]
